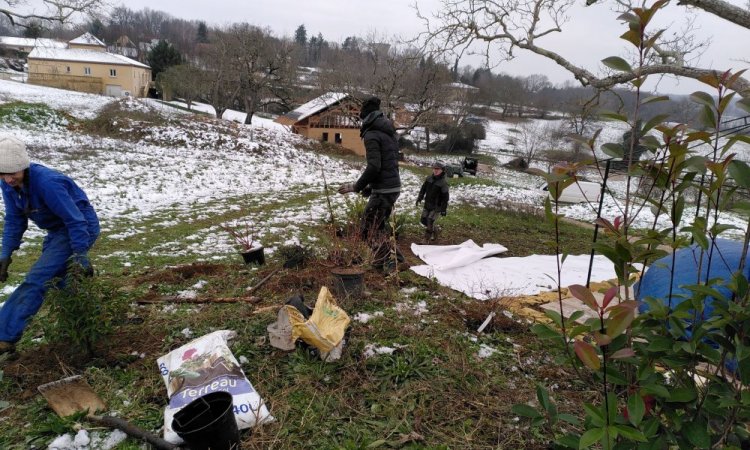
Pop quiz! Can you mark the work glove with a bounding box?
[338,182,356,194]
[441,211,447,216]
[0,257,11,282]
[69,253,94,278]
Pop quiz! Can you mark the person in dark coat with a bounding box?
[338,96,402,271]
[0,135,99,355]
[416,161,450,241]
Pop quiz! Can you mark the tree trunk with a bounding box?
[425,127,431,151]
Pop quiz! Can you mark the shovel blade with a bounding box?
[38,375,106,417]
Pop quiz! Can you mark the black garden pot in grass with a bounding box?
[241,245,265,266]
[330,267,365,299]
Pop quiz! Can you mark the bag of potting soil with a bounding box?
[157,330,274,444]
[285,286,350,354]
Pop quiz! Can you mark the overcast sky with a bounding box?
[116,0,747,96]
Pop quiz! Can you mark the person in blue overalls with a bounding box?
[0,135,99,355]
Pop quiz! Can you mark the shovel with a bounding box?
[38,375,179,450]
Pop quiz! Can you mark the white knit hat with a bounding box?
[0,135,29,174]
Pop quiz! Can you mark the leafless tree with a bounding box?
[0,0,105,29]
[497,74,524,118]
[418,0,750,97]
[156,64,205,109]
[317,48,369,97]
[196,25,297,122]
[523,73,552,117]
[398,51,454,133]
[224,24,297,124]
[317,35,454,135]
[505,121,553,164]
[195,31,241,119]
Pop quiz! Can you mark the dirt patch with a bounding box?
[136,262,229,285]
[3,317,168,400]
[258,259,399,302]
[462,297,530,334]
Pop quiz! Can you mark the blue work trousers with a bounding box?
[0,230,90,343]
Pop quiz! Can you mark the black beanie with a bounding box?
[359,96,381,119]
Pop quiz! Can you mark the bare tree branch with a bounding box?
[677,0,750,29]
[0,0,105,27]
[418,0,750,97]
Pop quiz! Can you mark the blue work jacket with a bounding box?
[0,163,98,259]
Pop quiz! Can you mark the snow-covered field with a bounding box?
[0,78,747,268]
[0,80,392,264]
[470,112,750,234]
[0,78,747,449]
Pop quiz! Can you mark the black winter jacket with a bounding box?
[354,111,401,193]
[417,172,449,212]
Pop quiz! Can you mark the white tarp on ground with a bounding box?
[410,241,617,300]
[410,239,508,270]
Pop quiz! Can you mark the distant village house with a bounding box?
[27,32,151,98]
[107,35,138,59]
[0,37,67,56]
[275,93,367,155]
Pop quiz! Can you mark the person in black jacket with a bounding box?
[416,161,450,241]
[338,96,402,271]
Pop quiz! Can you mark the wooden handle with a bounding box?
[89,415,180,450]
[247,267,281,294]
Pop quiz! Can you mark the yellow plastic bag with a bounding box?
[285,286,350,354]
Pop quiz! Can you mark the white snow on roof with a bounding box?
[28,47,150,69]
[69,32,105,47]
[282,92,348,122]
[0,36,67,49]
[448,82,479,90]
[402,102,461,115]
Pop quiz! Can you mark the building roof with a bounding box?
[279,92,348,123]
[28,47,150,69]
[0,36,67,49]
[114,35,136,48]
[447,82,479,91]
[69,32,106,47]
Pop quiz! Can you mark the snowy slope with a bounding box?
[0,80,388,262]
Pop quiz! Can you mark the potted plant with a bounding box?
[221,220,264,265]
[322,222,379,299]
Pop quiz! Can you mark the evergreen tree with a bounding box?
[147,40,182,80]
[342,36,359,52]
[307,32,327,66]
[23,22,44,39]
[294,24,307,46]
[196,21,208,43]
[88,18,104,39]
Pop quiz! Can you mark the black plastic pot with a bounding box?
[285,294,312,319]
[241,246,265,266]
[172,391,241,450]
[331,267,365,299]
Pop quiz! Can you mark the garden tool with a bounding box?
[247,249,307,294]
[38,375,179,450]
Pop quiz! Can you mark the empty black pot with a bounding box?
[241,247,265,266]
[285,294,312,319]
[331,267,365,299]
[172,391,241,450]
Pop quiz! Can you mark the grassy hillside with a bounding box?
[0,90,602,449]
